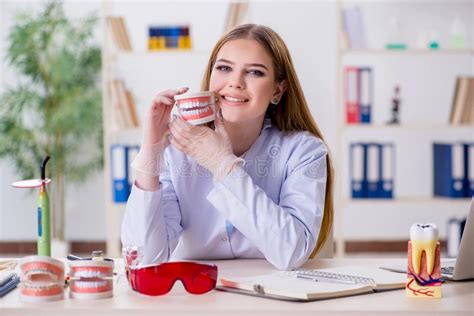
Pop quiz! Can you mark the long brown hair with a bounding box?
[201,24,334,258]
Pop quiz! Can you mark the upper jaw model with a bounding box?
[409,223,439,275]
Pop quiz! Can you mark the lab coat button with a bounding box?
[221,236,228,242]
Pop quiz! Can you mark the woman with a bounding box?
[121,24,334,270]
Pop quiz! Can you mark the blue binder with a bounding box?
[433,143,465,198]
[111,144,130,203]
[379,143,394,198]
[464,143,474,197]
[366,143,380,198]
[350,143,367,198]
[358,67,372,123]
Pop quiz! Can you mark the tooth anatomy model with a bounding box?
[406,223,443,298]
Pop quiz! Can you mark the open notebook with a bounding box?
[217,266,406,302]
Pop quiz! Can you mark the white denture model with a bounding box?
[174,91,217,125]
[68,259,114,299]
[19,256,65,302]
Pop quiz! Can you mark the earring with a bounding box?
[271,98,279,105]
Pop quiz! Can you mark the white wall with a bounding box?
[0,0,338,241]
[109,0,337,145]
[1,0,472,243]
[0,0,105,241]
[340,0,473,241]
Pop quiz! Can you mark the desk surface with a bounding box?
[1,258,473,316]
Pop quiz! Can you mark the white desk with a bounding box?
[1,258,473,315]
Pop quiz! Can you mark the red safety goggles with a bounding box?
[125,262,218,296]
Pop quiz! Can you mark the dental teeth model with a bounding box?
[68,258,114,299]
[174,91,217,125]
[406,223,443,298]
[19,256,65,302]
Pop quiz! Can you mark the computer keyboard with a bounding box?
[293,270,375,284]
[441,266,454,275]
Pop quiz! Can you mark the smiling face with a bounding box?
[209,38,286,124]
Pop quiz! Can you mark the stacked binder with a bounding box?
[446,217,467,258]
[111,144,140,203]
[148,26,192,50]
[345,66,373,124]
[350,142,394,198]
[433,142,473,198]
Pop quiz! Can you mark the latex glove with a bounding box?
[131,87,189,176]
[168,109,244,180]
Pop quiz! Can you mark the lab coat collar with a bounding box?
[239,118,272,159]
[262,117,272,131]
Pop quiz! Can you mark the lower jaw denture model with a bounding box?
[406,223,443,298]
[19,256,65,302]
[68,259,114,300]
[19,253,115,302]
[174,91,217,125]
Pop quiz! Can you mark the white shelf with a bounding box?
[334,0,473,255]
[110,50,211,58]
[108,128,142,144]
[101,0,473,257]
[101,1,215,257]
[341,49,474,56]
[343,200,470,240]
[342,197,472,207]
[342,124,474,131]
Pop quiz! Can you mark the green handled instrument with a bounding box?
[12,156,52,256]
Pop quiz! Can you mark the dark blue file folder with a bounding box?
[379,143,394,198]
[433,143,465,198]
[366,143,380,198]
[350,143,368,198]
[358,67,372,123]
[351,142,394,199]
[464,143,474,197]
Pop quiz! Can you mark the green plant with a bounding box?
[0,1,103,241]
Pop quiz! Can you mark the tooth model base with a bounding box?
[183,113,215,126]
[406,241,442,298]
[70,290,113,300]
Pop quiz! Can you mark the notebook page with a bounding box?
[293,266,406,291]
[219,271,373,300]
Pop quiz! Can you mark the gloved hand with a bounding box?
[168,108,244,181]
[131,87,189,176]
